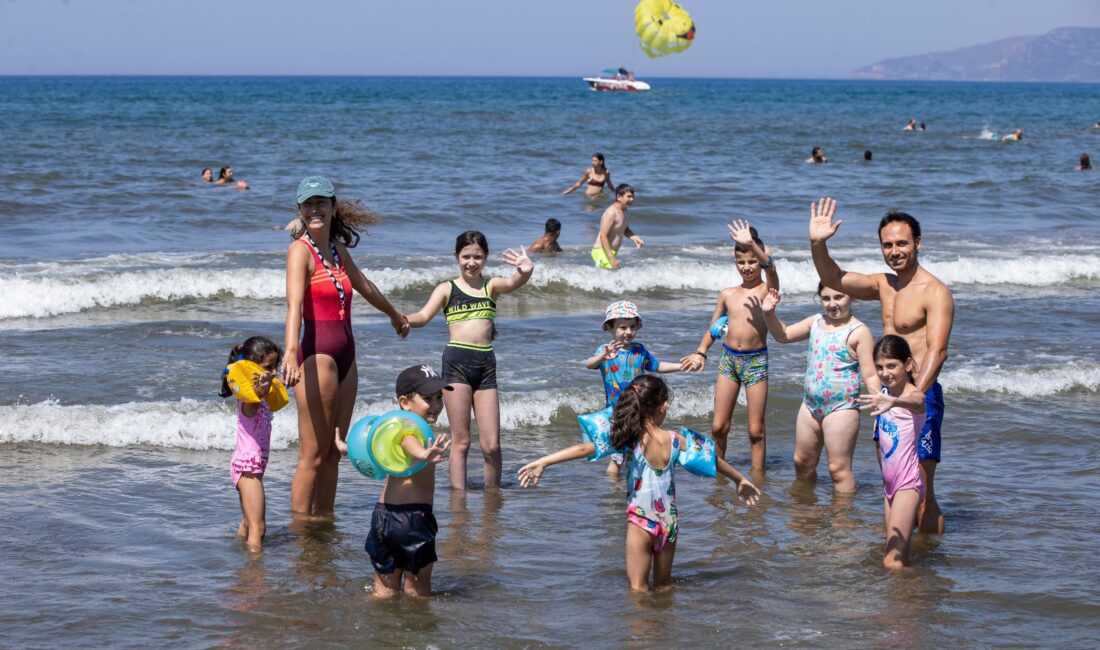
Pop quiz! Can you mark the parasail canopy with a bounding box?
[634,0,696,59]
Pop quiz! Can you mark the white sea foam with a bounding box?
[938,363,1100,396]
[5,365,1094,448]
[4,253,1099,319]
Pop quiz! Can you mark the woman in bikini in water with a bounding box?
[563,153,614,197]
[282,176,409,518]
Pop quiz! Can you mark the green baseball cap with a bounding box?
[296,176,335,204]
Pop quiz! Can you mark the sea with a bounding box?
[1,76,1098,648]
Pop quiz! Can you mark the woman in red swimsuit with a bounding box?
[562,153,614,198]
[282,176,409,518]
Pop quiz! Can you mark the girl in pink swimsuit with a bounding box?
[517,375,761,592]
[219,336,282,552]
[860,335,927,569]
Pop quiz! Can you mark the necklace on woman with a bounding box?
[303,231,346,319]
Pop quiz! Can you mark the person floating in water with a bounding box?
[1075,153,1092,171]
[806,147,827,164]
[528,218,563,255]
[201,168,214,183]
[903,119,917,131]
[1001,129,1023,142]
[216,166,250,190]
[863,150,873,162]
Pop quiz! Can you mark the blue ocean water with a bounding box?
[0,77,1098,647]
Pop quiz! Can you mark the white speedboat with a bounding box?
[583,68,650,92]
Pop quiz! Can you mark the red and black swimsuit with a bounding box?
[294,237,355,381]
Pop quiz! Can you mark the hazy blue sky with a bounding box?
[1,0,1096,77]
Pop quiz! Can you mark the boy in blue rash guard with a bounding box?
[584,300,689,475]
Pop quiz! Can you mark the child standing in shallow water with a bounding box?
[364,365,453,598]
[219,336,282,552]
[760,285,880,493]
[586,300,687,475]
[682,220,778,468]
[519,375,760,592]
[406,230,534,489]
[861,335,926,569]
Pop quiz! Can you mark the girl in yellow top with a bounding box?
[407,231,534,489]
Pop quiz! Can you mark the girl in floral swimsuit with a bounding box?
[761,284,879,494]
[517,375,760,592]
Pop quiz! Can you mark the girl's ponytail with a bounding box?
[611,375,671,450]
[219,336,282,398]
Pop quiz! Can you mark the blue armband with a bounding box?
[677,428,717,477]
[577,406,619,461]
[709,316,728,340]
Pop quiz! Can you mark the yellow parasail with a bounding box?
[634,0,696,58]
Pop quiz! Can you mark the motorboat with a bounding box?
[583,68,651,92]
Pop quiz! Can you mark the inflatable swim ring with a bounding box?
[225,359,290,412]
[346,410,434,479]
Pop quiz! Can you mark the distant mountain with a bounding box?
[852,27,1100,82]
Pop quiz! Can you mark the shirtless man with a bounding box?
[809,197,952,534]
[592,184,643,270]
[563,153,614,197]
[528,218,563,255]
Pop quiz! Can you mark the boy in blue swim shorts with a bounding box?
[682,220,778,469]
[363,365,453,598]
[585,300,686,474]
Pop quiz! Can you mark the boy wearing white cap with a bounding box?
[585,300,687,474]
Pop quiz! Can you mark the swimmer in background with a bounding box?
[201,168,214,183]
[216,166,250,190]
[592,184,643,270]
[528,218,563,255]
[919,122,926,132]
[903,119,917,131]
[1075,153,1092,170]
[806,147,828,164]
[563,153,614,197]
[863,150,873,162]
[1001,129,1023,142]
[362,365,453,598]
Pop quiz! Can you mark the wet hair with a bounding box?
[217,166,231,180]
[734,226,765,255]
[455,230,489,256]
[219,336,281,398]
[201,167,211,176]
[919,122,926,130]
[864,150,873,160]
[610,375,670,450]
[615,183,634,198]
[811,147,822,156]
[545,218,561,234]
[593,152,605,164]
[1080,153,1091,169]
[288,197,379,248]
[878,211,921,240]
[872,334,914,382]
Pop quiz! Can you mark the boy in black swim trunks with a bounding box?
[365,365,452,597]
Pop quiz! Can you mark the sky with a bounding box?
[0,0,1097,77]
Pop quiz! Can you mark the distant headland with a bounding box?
[852,26,1100,82]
